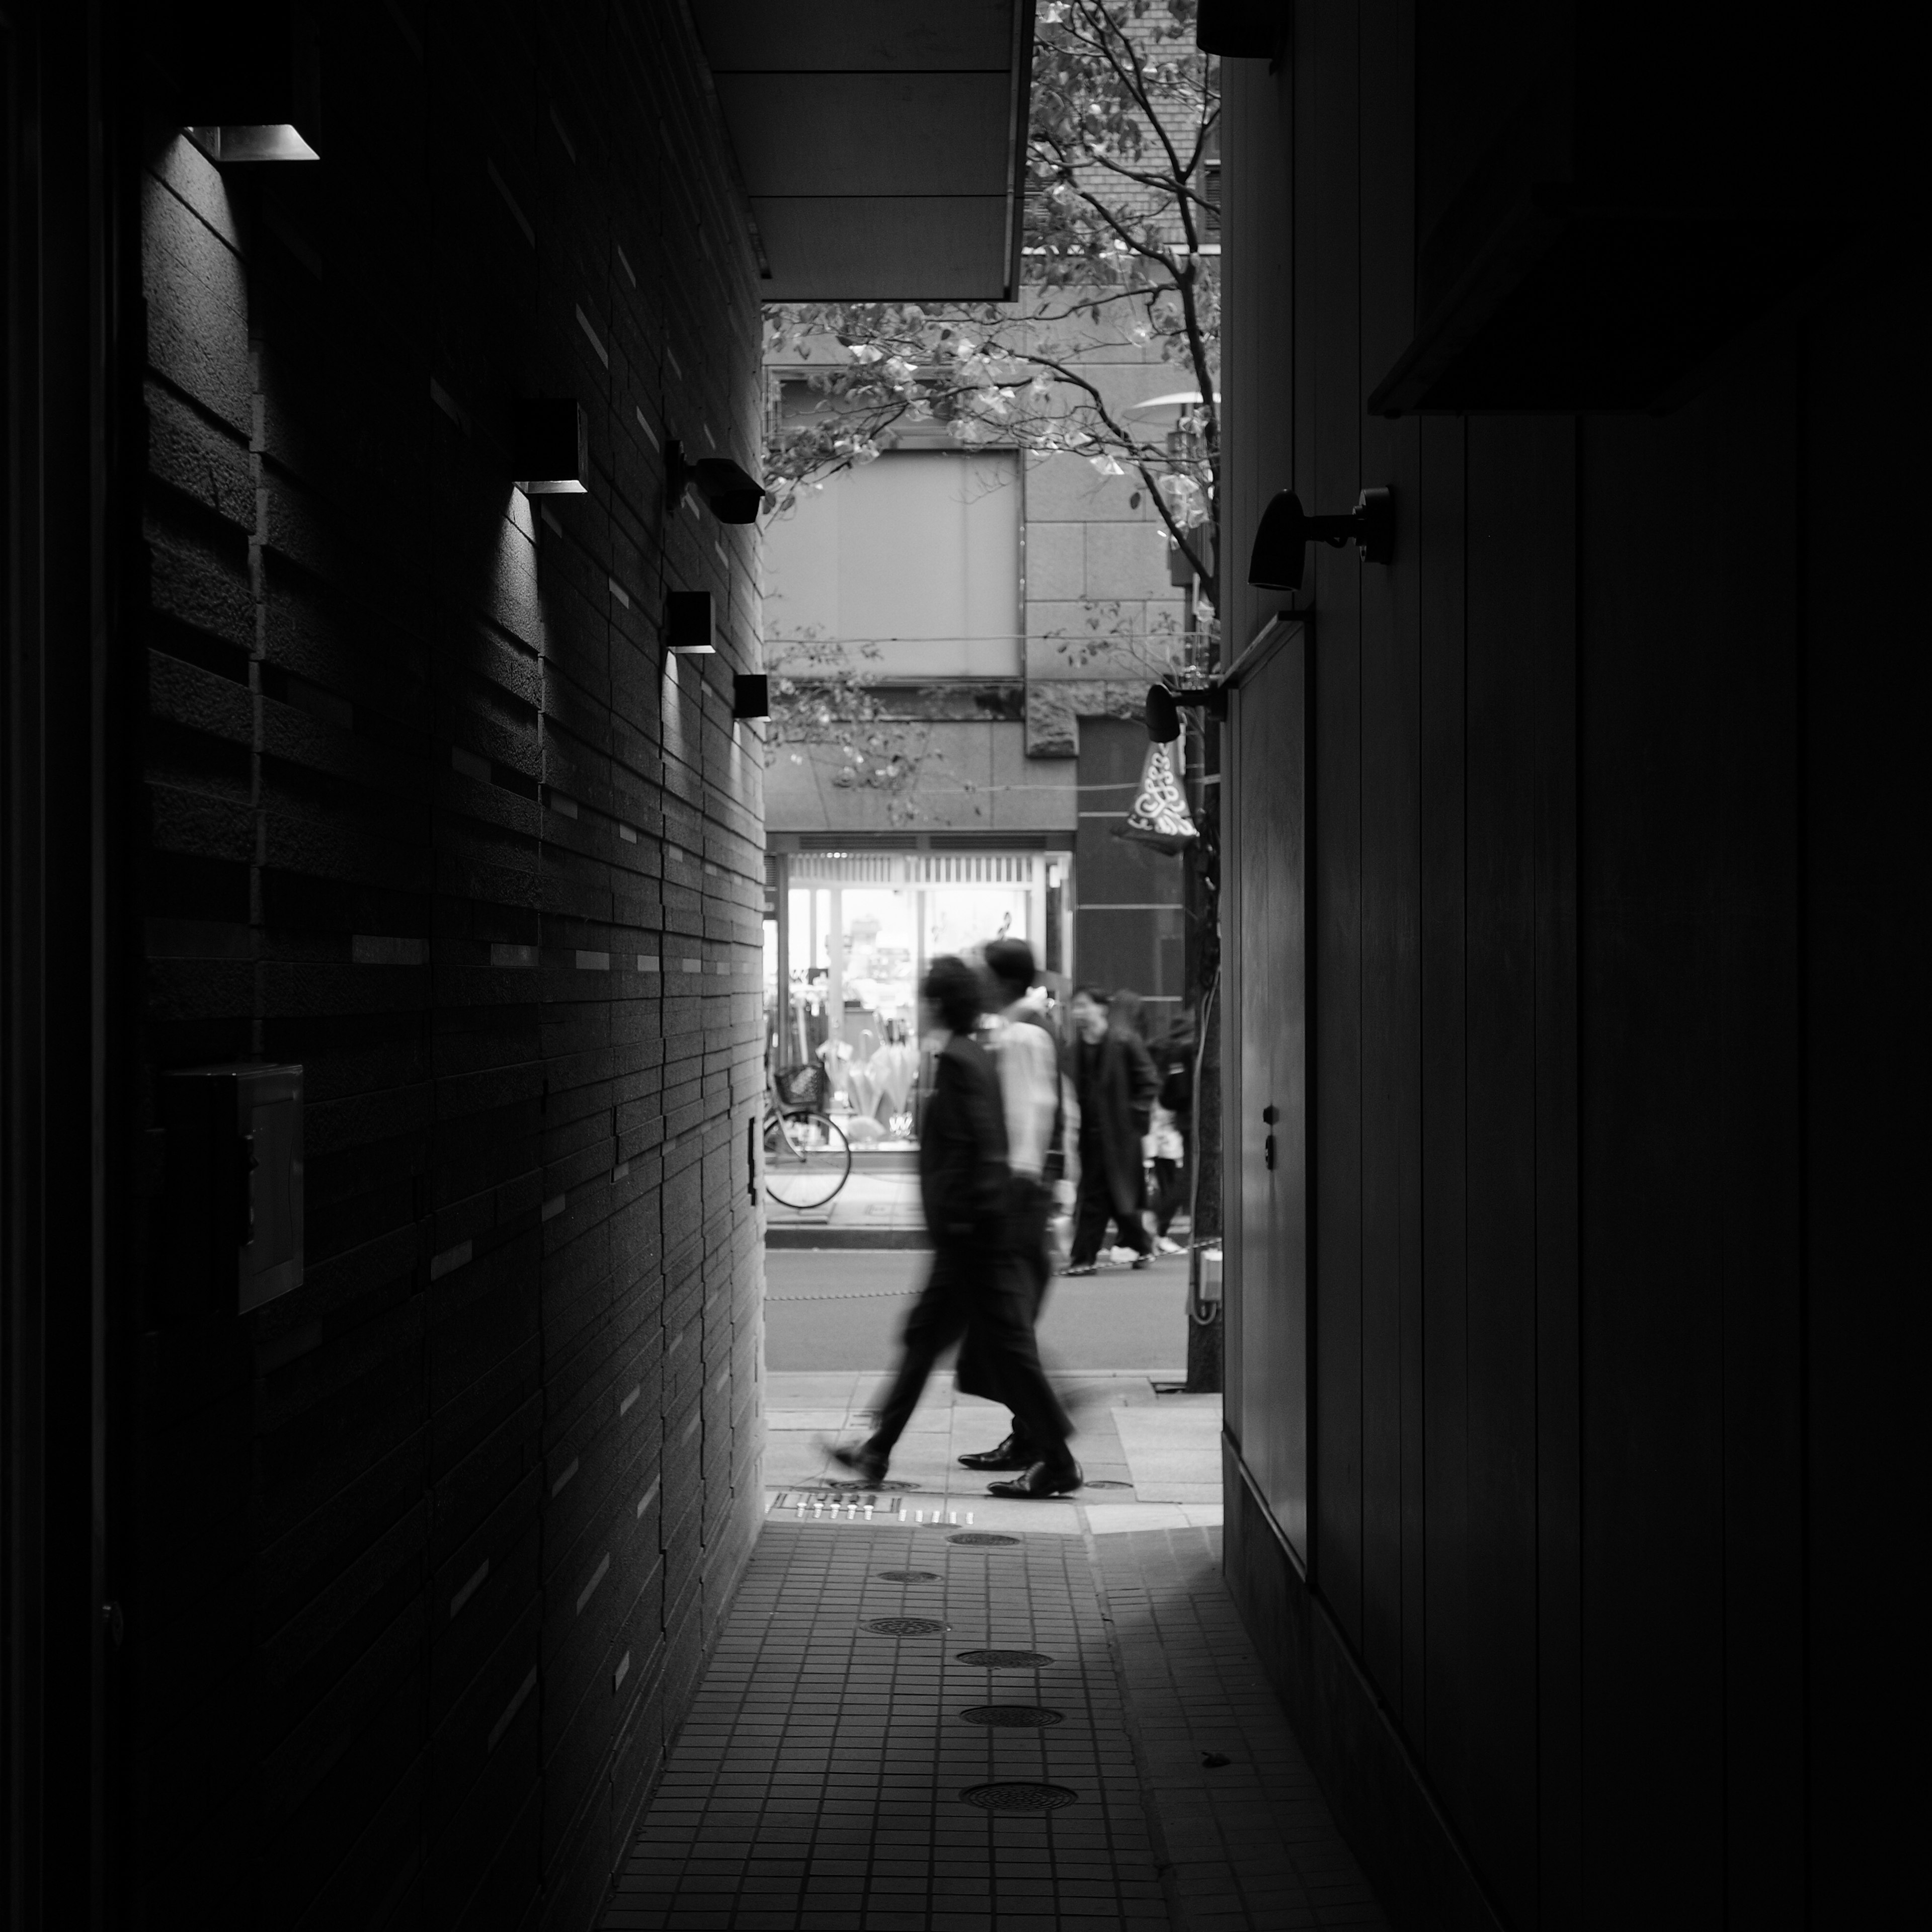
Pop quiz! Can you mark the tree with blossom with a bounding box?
[764,1,1221,605]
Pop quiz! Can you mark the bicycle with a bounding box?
[761,1060,852,1212]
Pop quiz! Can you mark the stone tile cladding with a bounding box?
[127,7,766,1927]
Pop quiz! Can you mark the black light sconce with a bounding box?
[181,3,323,164]
[666,441,766,525]
[1195,0,1287,57]
[1146,681,1227,745]
[1248,487,1394,592]
[733,674,770,720]
[666,591,717,657]
[514,399,590,496]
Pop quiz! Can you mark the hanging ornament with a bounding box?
[1116,739,1198,854]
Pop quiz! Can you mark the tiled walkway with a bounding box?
[759,1370,1222,1536]
[600,1480,1390,1928]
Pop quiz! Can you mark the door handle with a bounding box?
[1261,1104,1278,1170]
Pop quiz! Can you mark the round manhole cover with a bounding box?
[862,1616,949,1636]
[948,1532,1021,1547]
[1082,1478,1133,1489]
[875,1569,940,1582]
[961,1705,1064,1727]
[960,1782,1079,1813]
[956,1649,1055,1668]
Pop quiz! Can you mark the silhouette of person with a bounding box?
[1064,986,1159,1272]
[956,938,1063,1474]
[827,955,1080,1498]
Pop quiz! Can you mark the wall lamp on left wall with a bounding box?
[515,400,591,496]
[181,2,322,163]
[666,592,718,656]
[666,441,766,524]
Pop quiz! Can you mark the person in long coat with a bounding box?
[1065,986,1160,1272]
[956,938,1064,1473]
[827,955,1080,1498]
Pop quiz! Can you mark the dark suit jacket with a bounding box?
[918,1031,1010,1251]
[1069,1030,1160,1218]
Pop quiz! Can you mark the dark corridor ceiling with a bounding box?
[694,0,1033,301]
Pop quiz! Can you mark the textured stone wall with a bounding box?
[127,6,765,1926]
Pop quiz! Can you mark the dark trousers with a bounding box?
[1069,1135,1151,1263]
[1152,1154,1186,1235]
[956,1177,1055,1445]
[867,1244,1071,1464]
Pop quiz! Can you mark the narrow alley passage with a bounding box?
[600,1376,1388,1931]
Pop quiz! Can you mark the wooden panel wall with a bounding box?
[122,5,767,1927]
[1219,3,1911,1926]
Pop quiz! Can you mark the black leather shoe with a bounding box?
[986,1458,1083,1499]
[825,1440,888,1485]
[957,1434,1035,1472]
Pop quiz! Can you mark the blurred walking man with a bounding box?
[956,939,1062,1475]
[828,956,1080,1498]
[1064,986,1159,1272]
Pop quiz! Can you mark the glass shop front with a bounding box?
[762,849,1069,1149]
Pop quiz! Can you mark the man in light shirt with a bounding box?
[955,938,1065,1476]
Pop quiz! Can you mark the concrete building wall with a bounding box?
[121,8,765,1926]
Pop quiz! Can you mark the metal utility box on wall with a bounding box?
[162,1064,304,1316]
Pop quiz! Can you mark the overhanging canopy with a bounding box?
[696,1,1034,302]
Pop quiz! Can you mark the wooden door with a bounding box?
[1226,622,1310,1561]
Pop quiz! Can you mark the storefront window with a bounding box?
[765,853,1058,1149]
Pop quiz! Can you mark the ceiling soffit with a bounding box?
[695,1,1033,301]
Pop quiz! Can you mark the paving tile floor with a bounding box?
[600,1517,1390,1930]
[761,1371,1226,1532]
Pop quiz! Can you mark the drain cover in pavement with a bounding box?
[875,1569,940,1582]
[961,1705,1064,1727]
[863,1616,949,1635]
[1082,1478,1132,1488]
[960,1782,1078,1812]
[948,1532,1021,1546]
[956,1649,1055,1668]
[817,1478,917,1492]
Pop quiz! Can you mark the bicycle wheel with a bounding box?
[763,1110,851,1212]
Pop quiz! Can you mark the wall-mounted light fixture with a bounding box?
[666,591,717,656]
[1248,487,1393,592]
[1145,682,1226,745]
[733,674,770,720]
[514,399,590,496]
[1194,0,1287,58]
[666,441,766,525]
[182,4,323,164]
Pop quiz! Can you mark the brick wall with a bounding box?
[127,6,765,1925]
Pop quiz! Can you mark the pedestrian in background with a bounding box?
[827,955,1080,1497]
[1148,1008,1194,1253]
[1064,985,1158,1274]
[956,938,1063,1474]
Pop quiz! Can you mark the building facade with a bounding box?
[762,312,1203,1103]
